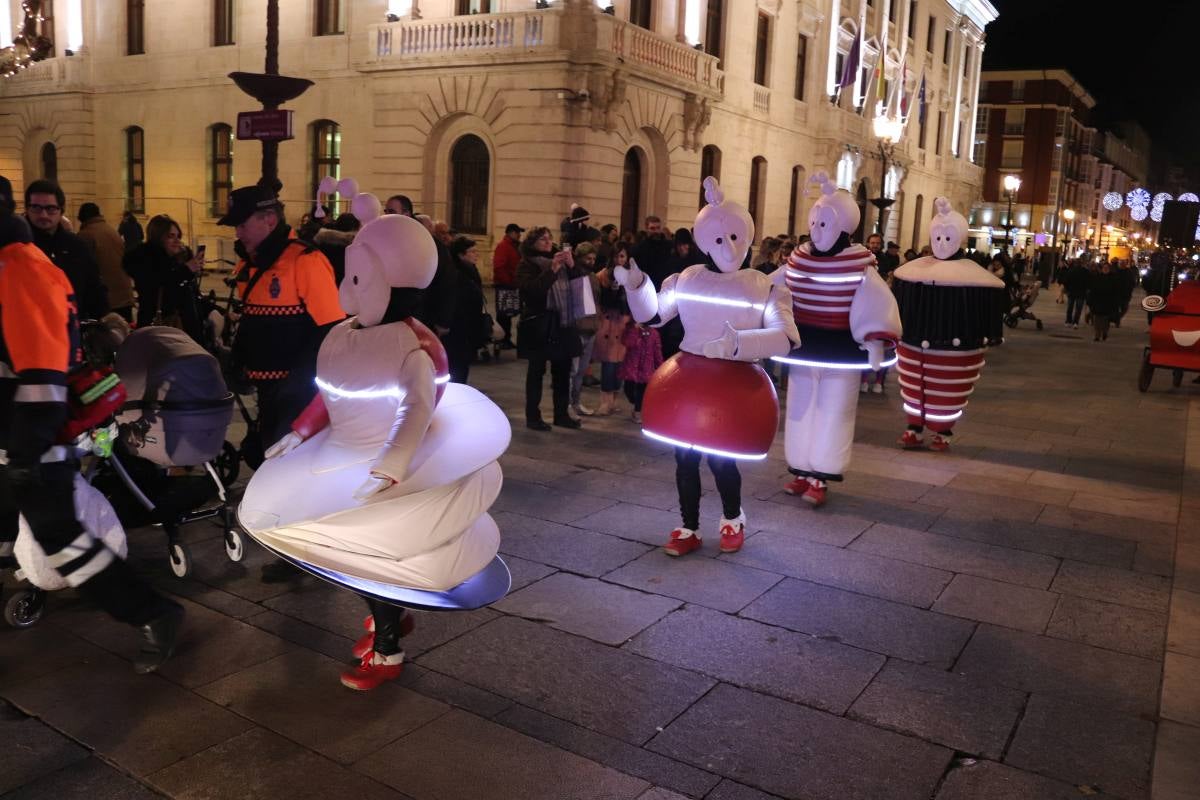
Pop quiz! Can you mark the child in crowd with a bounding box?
[618,322,662,424]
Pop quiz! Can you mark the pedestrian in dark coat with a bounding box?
[1086,261,1121,342]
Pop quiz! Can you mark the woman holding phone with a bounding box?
[123,214,205,342]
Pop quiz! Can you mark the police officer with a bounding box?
[0,175,182,673]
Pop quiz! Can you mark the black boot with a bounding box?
[134,600,184,674]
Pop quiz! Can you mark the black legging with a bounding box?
[365,598,408,657]
[525,356,571,423]
[675,447,741,532]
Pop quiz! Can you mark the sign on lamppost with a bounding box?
[236,109,294,142]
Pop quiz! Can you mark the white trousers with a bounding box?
[784,366,861,480]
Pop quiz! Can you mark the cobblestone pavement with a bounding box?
[3,291,1199,800]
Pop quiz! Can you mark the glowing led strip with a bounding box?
[787,271,864,284]
[903,403,963,422]
[669,291,765,311]
[771,354,898,370]
[316,375,450,398]
[643,429,768,461]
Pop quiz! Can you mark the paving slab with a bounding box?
[494,571,680,645]
[548,469,683,511]
[416,616,714,745]
[847,660,1025,759]
[186,535,299,602]
[0,705,89,795]
[571,502,697,548]
[706,781,786,800]
[495,510,652,577]
[628,605,883,715]
[637,789,690,800]
[932,574,1059,633]
[1050,560,1171,613]
[740,578,974,668]
[721,530,953,608]
[494,478,622,523]
[764,489,947,532]
[3,757,166,800]
[1005,695,1154,799]
[1152,720,1200,800]
[850,524,1060,589]
[954,625,1161,717]
[0,622,109,690]
[197,649,449,764]
[494,703,721,799]
[917,485,1045,522]
[604,550,783,613]
[1037,505,1175,545]
[935,759,1116,799]
[501,554,559,591]
[739,498,874,546]
[4,651,252,776]
[1132,540,1175,576]
[648,683,952,800]
[149,727,402,800]
[1160,651,1200,728]
[244,608,356,663]
[398,663,514,719]
[1046,594,1167,660]
[355,709,649,800]
[500,452,587,485]
[1166,588,1200,658]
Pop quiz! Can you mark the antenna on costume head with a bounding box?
[811,171,836,196]
[702,177,724,207]
[934,196,952,215]
[314,175,337,219]
[337,178,360,199]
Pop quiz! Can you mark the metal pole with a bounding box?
[260,0,281,191]
[878,143,889,237]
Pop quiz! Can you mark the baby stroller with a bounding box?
[1004,278,1044,330]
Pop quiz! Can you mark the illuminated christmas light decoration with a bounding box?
[1126,188,1151,209]
[1102,192,1123,211]
[1153,192,1173,209]
[1179,193,1199,203]
[0,1,53,78]
[1131,205,1148,222]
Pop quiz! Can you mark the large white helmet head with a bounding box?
[807,171,860,252]
[929,197,968,260]
[693,177,753,273]
[341,214,437,328]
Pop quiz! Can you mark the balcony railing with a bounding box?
[602,18,722,93]
[370,11,554,60]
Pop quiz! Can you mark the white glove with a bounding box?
[862,340,884,371]
[613,257,646,290]
[265,431,303,460]
[702,321,740,360]
[353,472,396,501]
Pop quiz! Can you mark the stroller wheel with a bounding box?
[216,441,240,486]
[4,588,46,628]
[168,542,192,579]
[1004,315,1019,329]
[225,529,245,562]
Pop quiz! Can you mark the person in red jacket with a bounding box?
[0,175,182,673]
[492,222,523,349]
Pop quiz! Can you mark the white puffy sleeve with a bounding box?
[625,271,680,327]
[849,266,902,345]
[372,348,437,484]
[732,283,800,361]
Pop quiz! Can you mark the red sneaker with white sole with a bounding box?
[783,476,810,495]
[718,520,745,553]
[664,528,702,557]
[802,481,827,508]
[929,433,951,452]
[898,430,924,449]
[351,613,416,660]
[340,652,404,691]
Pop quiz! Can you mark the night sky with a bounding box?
[982,0,1200,182]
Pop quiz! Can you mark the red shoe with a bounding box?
[340,652,404,691]
[929,433,951,452]
[784,476,810,495]
[351,613,416,660]
[664,528,702,557]
[802,480,827,508]
[898,430,924,449]
[718,516,746,553]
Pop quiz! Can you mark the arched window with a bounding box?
[699,144,721,209]
[310,120,341,202]
[209,123,234,218]
[836,151,856,190]
[40,142,58,181]
[748,156,767,241]
[620,148,644,236]
[449,134,490,234]
[911,193,924,251]
[853,180,868,243]
[125,126,145,213]
[787,165,805,236]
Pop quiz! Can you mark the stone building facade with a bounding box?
[1,0,995,274]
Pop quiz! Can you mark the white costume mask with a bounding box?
[341,214,437,328]
[808,171,860,253]
[929,197,968,260]
[693,177,753,273]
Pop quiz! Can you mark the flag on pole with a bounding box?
[917,71,927,123]
[899,60,910,117]
[838,32,861,91]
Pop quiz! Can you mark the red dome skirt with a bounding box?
[641,353,779,459]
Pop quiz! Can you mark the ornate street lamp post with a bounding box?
[870,114,903,240]
[1061,208,1075,257]
[1003,174,1021,253]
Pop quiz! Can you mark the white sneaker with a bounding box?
[871,383,883,394]
[573,403,594,417]
[860,382,869,393]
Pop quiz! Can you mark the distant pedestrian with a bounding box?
[1087,259,1121,342]
[77,202,136,322]
[618,322,662,424]
[118,210,144,251]
[1063,259,1090,328]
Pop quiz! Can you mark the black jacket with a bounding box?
[418,238,457,332]
[446,257,488,352]
[631,235,677,291]
[1087,271,1122,316]
[1063,264,1091,297]
[123,242,203,342]
[29,222,108,320]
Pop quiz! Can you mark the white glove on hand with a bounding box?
[862,340,884,371]
[265,431,303,460]
[353,472,396,501]
[613,258,646,290]
[702,321,740,360]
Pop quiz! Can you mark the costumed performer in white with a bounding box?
[238,209,510,691]
[770,172,901,507]
[615,178,798,556]
[892,197,1006,451]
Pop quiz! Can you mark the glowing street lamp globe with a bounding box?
[872,115,903,143]
[1102,192,1123,211]
[1003,174,1022,194]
